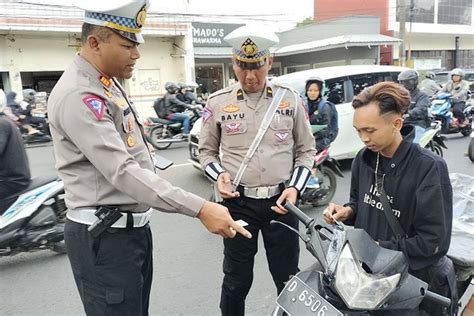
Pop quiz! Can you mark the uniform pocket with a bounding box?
[222,121,248,148]
[269,115,293,146]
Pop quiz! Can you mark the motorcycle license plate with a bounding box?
[276,276,342,316]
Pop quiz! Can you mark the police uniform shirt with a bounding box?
[48,55,205,216]
[199,81,316,191]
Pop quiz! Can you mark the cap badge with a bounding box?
[136,5,147,28]
[241,38,258,57]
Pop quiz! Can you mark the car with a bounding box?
[434,69,474,92]
[189,65,408,168]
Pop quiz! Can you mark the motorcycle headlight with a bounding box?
[334,244,401,310]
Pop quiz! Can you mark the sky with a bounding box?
[21,0,314,30]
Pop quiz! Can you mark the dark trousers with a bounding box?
[452,101,466,122]
[219,195,300,316]
[64,219,153,316]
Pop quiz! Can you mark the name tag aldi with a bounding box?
[276,276,342,316]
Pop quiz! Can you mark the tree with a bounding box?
[296,17,315,27]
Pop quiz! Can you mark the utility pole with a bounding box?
[407,0,414,66]
[398,0,407,66]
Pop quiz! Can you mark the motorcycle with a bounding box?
[418,120,448,157]
[144,105,202,150]
[272,201,462,316]
[0,176,67,256]
[430,93,473,137]
[300,146,344,207]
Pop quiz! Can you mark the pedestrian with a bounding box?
[323,81,456,315]
[0,89,31,213]
[47,1,251,315]
[199,25,316,315]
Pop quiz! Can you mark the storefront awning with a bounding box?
[274,34,402,57]
[193,47,233,59]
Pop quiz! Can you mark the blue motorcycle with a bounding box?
[430,93,473,137]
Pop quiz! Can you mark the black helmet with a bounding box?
[398,70,418,92]
[164,82,179,94]
[425,71,435,79]
[22,88,37,102]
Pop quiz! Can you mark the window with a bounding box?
[285,64,311,74]
[324,77,346,105]
[350,73,391,97]
[195,64,224,95]
[438,0,472,25]
[396,0,435,23]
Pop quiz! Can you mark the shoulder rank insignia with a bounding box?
[266,87,273,97]
[99,75,111,89]
[236,89,244,101]
[82,95,105,120]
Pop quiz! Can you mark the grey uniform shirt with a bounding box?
[48,55,204,216]
[199,81,316,191]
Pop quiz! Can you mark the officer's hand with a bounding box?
[323,203,353,224]
[217,172,239,199]
[271,187,298,214]
[197,201,252,239]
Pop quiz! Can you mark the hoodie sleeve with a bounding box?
[379,159,452,269]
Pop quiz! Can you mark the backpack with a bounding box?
[319,100,339,141]
[153,97,167,119]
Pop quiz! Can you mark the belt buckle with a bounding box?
[256,186,270,199]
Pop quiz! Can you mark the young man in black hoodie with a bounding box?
[324,81,454,315]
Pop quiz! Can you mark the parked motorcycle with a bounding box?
[430,93,473,137]
[144,106,202,150]
[301,146,343,207]
[272,201,459,316]
[0,176,67,256]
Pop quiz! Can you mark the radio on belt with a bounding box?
[88,206,123,238]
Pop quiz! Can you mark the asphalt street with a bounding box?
[0,135,472,315]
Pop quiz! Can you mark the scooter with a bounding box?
[300,146,344,207]
[0,176,67,256]
[430,93,473,137]
[144,105,202,150]
[272,201,459,316]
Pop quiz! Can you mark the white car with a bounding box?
[189,65,408,167]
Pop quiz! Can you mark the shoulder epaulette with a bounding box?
[207,86,234,100]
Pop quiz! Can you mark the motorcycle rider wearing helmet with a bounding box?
[0,89,31,213]
[419,71,441,97]
[5,91,40,135]
[398,70,431,143]
[21,89,49,134]
[177,82,205,106]
[163,81,194,136]
[438,68,470,127]
[304,77,335,188]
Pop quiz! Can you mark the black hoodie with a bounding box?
[344,125,452,271]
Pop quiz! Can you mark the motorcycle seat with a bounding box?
[5,175,60,200]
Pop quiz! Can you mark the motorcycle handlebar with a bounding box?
[282,201,314,227]
[424,289,451,308]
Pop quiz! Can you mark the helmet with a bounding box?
[398,70,419,92]
[305,76,324,96]
[450,68,464,78]
[22,88,37,102]
[177,82,186,90]
[425,71,435,79]
[164,82,179,94]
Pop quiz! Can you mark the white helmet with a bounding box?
[450,68,464,78]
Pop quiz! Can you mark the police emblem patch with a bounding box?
[275,132,289,141]
[202,107,213,125]
[224,122,242,134]
[82,95,105,120]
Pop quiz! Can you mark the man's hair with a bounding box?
[81,23,113,44]
[352,81,410,115]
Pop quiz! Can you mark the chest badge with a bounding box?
[278,101,290,109]
[104,90,113,98]
[127,135,135,147]
[127,117,134,132]
[224,122,242,134]
[223,105,240,113]
[115,98,127,108]
[275,131,289,141]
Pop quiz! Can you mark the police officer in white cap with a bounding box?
[48,1,251,315]
[199,25,316,315]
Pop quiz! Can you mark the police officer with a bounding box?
[48,1,251,315]
[199,25,316,315]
